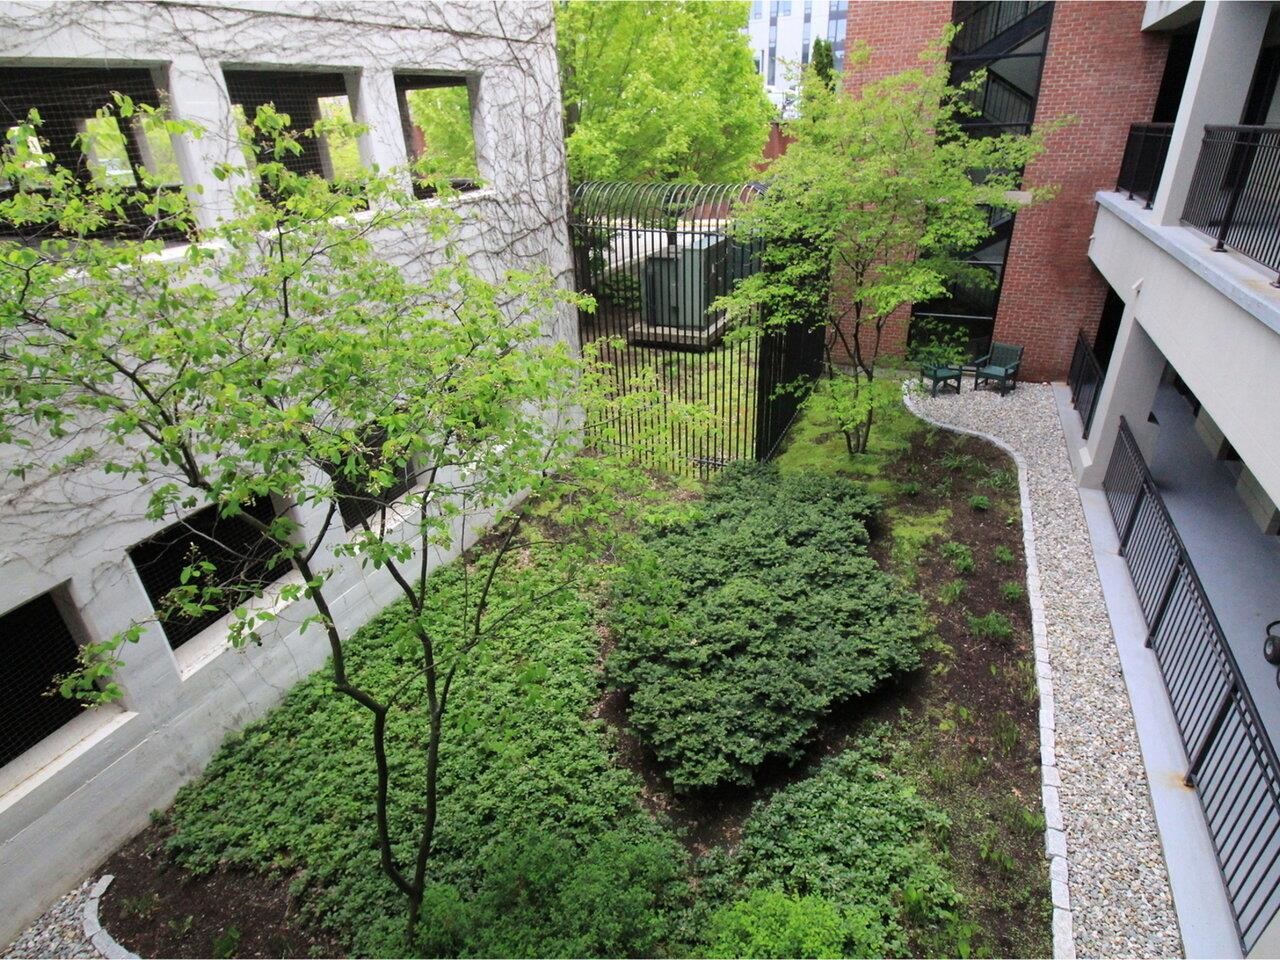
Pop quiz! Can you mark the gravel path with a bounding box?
[912,383,1183,959]
[3,878,104,960]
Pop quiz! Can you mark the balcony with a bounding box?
[1116,122,1173,208]
[1104,398,1280,953]
[1182,125,1280,285]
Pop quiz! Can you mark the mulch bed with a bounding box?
[99,828,343,959]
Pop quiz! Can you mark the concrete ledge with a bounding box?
[82,875,137,960]
[1094,192,1280,338]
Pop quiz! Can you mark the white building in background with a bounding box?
[744,0,849,112]
[0,0,574,945]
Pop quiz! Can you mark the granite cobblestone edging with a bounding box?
[908,383,1183,959]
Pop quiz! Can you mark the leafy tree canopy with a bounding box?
[718,32,1061,454]
[556,0,773,182]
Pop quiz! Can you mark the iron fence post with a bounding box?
[1186,682,1236,787]
[1145,558,1182,649]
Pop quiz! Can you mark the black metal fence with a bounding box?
[1067,330,1103,439]
[569,181,824,470]
[1104,417,1280,951]
[1116,122,1174,208]
[1182,124,1280,284]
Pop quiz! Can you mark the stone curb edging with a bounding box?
[82,876,138,960]
[904,387,1076,960]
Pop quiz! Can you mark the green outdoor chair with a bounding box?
[919,361,963,396]
[972,342,1025,396]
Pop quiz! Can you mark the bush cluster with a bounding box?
[701,736,966,958]
[608,462,925,790]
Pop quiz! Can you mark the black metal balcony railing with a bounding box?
[1116,122,1174,208]
[1066,330,1102,439]
[1182,125,1280,285]
[1104,418,1280,952]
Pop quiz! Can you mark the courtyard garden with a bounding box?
[92,386,1051,959]
[0,13,1071,959]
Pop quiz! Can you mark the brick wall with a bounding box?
[757,120,793,170]
[842,1,953,88]
[830,1,1169,380]
[995,1,1168,380]
[832,2,953,363]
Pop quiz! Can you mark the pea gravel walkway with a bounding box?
[3,879,104,960]
[912,383,1183,959]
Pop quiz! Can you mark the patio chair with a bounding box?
[972,342,1025,396]
[919,361,963,397]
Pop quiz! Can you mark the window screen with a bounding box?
[1,591,86,769]
[129,496,290,650]
[332,426,419,531]
[393,75,480,199]
[221,69,360,183]
[0,66,188,243]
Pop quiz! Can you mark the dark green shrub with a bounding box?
[608,463,925,790]
[968,494,990,512]
[938,579,965,605]
[419,828,686,958]
[993,545,1015,566]
[707,736,965,957]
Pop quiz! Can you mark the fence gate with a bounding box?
[569,181,824,470]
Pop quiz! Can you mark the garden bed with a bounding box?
[94,386,1050,959]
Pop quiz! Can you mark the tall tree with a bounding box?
[810,38,835,91]
[556,0,773,182]
[0,100,682,946]
[720,34,1058,454]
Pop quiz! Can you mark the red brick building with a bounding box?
[830,1,1179,380]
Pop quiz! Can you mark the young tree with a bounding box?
[0,101,677,944]
[556,0,773,182]
[809,38,835,91]
[720,33,1058,454]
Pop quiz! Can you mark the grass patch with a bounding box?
[967,611,1015,642]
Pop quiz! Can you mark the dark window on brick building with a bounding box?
[0,66,187,244]
[129,496,289,650]
[222,69,361,183]
[393,75,480,199]
[1,591,87,768]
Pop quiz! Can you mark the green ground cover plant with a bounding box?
[699,734,968,958]
[105,379,1048,959]
[607,462,926,789]
[164,557,686,958]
